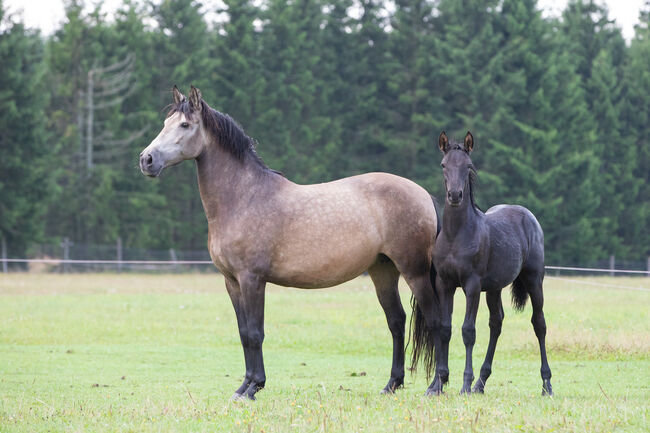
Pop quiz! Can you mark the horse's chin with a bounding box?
[141,166,164,178]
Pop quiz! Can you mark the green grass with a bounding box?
[0,273,648,432]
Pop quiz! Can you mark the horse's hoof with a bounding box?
[459,388,472,395]
[231,393,245,401]
[380,387,394,395]
[471,386,484,394]
[542,381,553,396]
[425,388,443,397]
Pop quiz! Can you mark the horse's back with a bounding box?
[482,204,544,289]
[257,172,437,288]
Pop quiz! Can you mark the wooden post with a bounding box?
[169,248,178,272]
[647,256,650,278]
[1,236,7,273]
[609,255,615,277]
[116,236,123,273]
[86,69,94,174]
[61,237,72,273]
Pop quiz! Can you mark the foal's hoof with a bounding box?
[380,378,404,394]
[231,393,245,401]
[459,387,472,395]
[542,384,553,397]
[425,388,443,397]
[472,379,485,394]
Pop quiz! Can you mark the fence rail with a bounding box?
[1,258,649,275]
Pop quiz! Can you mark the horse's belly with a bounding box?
[268,241,380,289]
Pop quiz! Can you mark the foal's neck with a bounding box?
[442,193,481,239]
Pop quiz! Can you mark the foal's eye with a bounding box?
[180,122,190,128]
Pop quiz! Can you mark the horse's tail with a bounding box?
[511,276,529,312]
[408,195,441,379]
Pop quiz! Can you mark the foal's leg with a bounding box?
[368,259,405,394]
[526,275,553,396]
[225,277,253,399]
[238,272,267,400]
[472,289,504,393]
[460,275,481,394]
[427,276,454,395]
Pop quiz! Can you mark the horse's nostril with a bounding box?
[458,191,463,199]
[145,154,153,165]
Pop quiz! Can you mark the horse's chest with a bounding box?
[435,242,482,286]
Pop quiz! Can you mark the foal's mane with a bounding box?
[168,99,278,174]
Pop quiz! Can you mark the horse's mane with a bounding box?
[167,99,281,175]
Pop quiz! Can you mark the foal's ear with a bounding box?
[189,85,202,112]
[438,131,449,152]
[172,85,185,104]
[464,131,474,153]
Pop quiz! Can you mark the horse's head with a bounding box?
[438,131,474,207]
[140,86,207,177]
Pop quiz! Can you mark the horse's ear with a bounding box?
[172,85,185,104]
[464,131,474,153]
[438,131,449,152]
[189,85,202,112]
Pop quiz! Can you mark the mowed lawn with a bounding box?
[0,273,648,432]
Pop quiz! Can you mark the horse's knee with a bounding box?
[387,315,406,338]
[461,325,476,346]
[248,329,265,349]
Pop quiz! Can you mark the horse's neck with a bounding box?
[442,199,482,240]
[195,143,275,224]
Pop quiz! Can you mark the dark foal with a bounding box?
[430,131,552,396]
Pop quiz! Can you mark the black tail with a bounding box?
[408,194,441,379]
[408,264,438,379]
[511,276,529,312]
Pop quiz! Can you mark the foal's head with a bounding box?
[438,131,476,208]
[140,86,209,177]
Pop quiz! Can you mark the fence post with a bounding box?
[1,236,7,273]
[609,255,615,277]
[61,237,72,273]
[647,256,650,278]
[169,248,178,272]
[116,237,123,273]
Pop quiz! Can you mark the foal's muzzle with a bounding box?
[447,190,463,206]
[139,150,163,177]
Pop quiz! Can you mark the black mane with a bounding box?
[167,99,275,173]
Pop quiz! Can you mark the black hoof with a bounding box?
[231,393,245,401]
[542,380,553,397]
[472,378,485,394]
[425,388,443,397]
[459,387,472,395]
[381,378,404,394]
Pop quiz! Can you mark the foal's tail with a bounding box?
[408,194,442,379]
[511,276,529,312]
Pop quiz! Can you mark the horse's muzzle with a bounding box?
[139,150,163,177]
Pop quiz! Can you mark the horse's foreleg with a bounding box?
[369,260,404,394]
[472,289,503,393]
[460,276,481,394]
[225,277,253,399]
[238,273,267,400]
[427,276,454,396]
[528,281,553,396]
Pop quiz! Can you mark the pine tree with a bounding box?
[0,1,51,257]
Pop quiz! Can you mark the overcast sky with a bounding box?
[4,0,646,41]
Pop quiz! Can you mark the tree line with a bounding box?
[1,0,648,266]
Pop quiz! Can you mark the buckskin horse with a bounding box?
[139,86,441,400]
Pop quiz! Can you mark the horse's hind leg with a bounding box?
[369,258,405,394]
[472,289,504,394]
[520,270,553,396]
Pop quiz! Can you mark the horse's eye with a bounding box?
[180,122,190,128]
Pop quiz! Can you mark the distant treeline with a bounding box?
[1,0,648,265]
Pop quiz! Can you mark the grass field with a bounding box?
[0,273,648,432]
